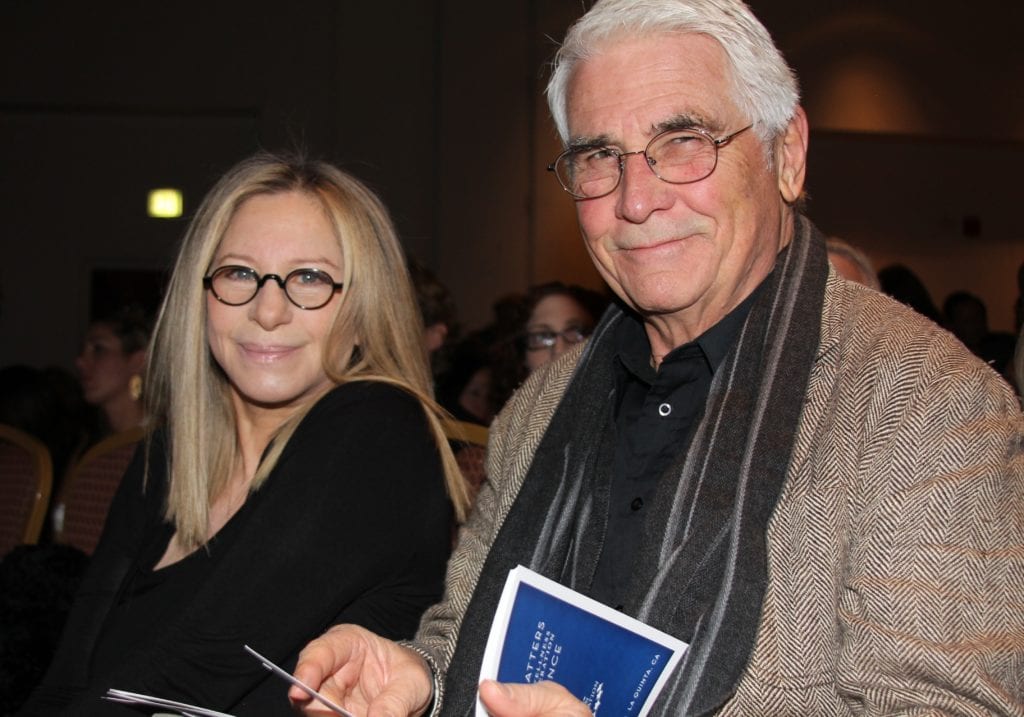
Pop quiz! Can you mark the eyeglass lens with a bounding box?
[552,127,724,199]
[525,327,591,351]
[206,265,339,309]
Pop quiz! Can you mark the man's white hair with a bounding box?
[546,0,799,150]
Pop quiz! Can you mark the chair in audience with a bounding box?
[55,426,145,555]
[442,418,489,448]
[442,419,489,505]
[0,423,53,557]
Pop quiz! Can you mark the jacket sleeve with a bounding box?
[411,345,583,710]
[834,336,1024,716]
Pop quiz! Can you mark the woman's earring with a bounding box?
[129,374,143,401]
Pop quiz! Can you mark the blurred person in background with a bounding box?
[490,281,608,411]
[825,237,879,289]
[943,290,1016,380]
[878,263,941,323]
[408,259,457,372]
[75,304,152,437]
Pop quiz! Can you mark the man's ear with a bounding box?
[777,106,809,204]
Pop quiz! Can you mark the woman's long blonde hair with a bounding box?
[146,152,469,550]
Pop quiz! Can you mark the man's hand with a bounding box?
[290,624,433,717]
[477,680,592,717]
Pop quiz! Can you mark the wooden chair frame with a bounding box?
[55,425,146,549]
[0,423,53,545]
[441,418,489,447]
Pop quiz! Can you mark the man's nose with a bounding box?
[615,151,673,224]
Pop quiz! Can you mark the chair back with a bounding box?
[56,426,145,554]
[442,419,490,498]
[0,423,53,556]
[441,419,489,448]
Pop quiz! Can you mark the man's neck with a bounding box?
[644,291,753,370]
[644,211,797,368]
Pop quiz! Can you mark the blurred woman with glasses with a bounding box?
[490,281,608,414]
[20,152,470,716]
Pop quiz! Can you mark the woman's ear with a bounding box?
[128,349,147,375]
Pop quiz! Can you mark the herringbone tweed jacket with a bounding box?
[415,269,1024,716]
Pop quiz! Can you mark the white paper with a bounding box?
[104,644,354,717]
[103,688,234,717]
[244,644,354,717]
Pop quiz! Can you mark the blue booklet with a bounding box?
[478,566,688,717]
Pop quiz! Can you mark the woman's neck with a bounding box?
[103,392,145,433]
[230,402,302,477]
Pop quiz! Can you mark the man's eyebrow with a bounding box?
[567,134,613,151]
[651,113,716,135]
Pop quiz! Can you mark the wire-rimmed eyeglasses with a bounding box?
[203,265,344,310]
[547,124,753,200]
[524,326,591,352]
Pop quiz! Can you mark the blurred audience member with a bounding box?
[436,332,495,503]
[943,291,1015,378]
[825,237,879,290]
[437,332,494,426]
[75,305,152,436]
[0,364,91,491]
[944,291,989,355]
[524,285,598,371]
[409,262,495,502]
[878,264,941,324]
[408,260,456,365]
[491,282,609,411]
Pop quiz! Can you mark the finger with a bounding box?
[291,625,365,699]
[290,646,330,700]
[288,685,313,706]
[478,680,591,717]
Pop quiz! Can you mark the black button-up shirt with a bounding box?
[590,292,758,608]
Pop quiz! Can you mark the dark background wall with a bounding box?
[2,1,1022,370]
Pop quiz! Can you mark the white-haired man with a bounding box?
[293,1,1024,715]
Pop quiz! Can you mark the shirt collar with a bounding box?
[614,278,767,384]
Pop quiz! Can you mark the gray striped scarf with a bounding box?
[441,215,828,716]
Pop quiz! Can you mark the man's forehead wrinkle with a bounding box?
[566,111,714,151]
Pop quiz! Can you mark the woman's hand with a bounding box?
[290,624,434,717]
[477,680,592,717]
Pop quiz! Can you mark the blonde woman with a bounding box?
[21,153,469,715]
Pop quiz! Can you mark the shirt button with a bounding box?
[630,497,643,511]
[658,402,672,417]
